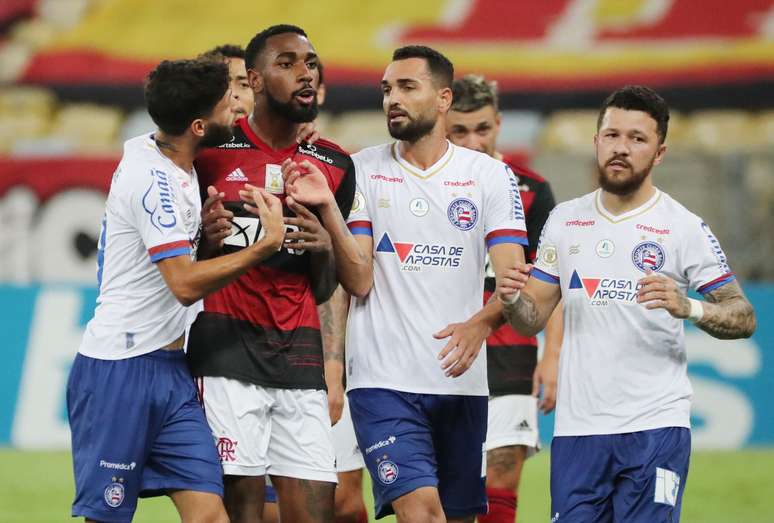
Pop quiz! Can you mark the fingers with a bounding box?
[202,187,225,212]
[285,198,315,219]
[531,369,541,397]
[433,324,455,341]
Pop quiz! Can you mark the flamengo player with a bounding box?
[499,85,756,522]
[186,25,360,523]
[447,74,562,523]
[67,59,286,523]
[343,46,527,522]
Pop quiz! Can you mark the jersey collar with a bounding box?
[594,187,662,224]
[391,140,454,180]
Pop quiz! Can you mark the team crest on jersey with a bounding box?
[377,460,399,485]
[447,198,478,231]
[569,270,642,307]
[376,232,463,272]
[631,241,665,272]
[104,477,125,508]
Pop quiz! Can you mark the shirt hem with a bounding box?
[554,419,691,437]
[347,381,488,397]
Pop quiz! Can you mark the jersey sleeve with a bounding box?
[335,157,356,221]
[345,154,373,237]
[531,207,561,285]
[127,167,193,263]
[483,162,528,250]
[681,218,736,295]
[526,180,557,263]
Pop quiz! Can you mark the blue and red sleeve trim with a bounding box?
[148,240,191,263]
[697,272,736,295]
[531,267,560,284]
[347,220,373,236]
[485,229,528,249]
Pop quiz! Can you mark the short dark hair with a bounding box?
[392,45,453,89]
[452,74,498,112]
[144,59,230,136]
[199,44,245,61]
[598,85,670,143]
[245,24,307,70]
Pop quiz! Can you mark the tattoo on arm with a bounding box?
[502,291,543,337]
[696,281,756,339]
[318,287,346,363]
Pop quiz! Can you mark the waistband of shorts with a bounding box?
[141,348,187,361]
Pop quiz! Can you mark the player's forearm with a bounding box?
[695,283,756,339]
[310,248,338,304]
[542,301,564,356]
[165,239,279,306]
[319,286,348,387]
[318,201,373,298]
[502,290,552,337]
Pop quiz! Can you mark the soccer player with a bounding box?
[498,85,757,522]
[67,58,287,523]
[199,44,254,119]
[323,45,528,523]
[446,74,562,523]
[186,25,362,523]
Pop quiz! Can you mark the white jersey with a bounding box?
[79,133,202,360]
[345,141,527,396]
[532,188,736,436]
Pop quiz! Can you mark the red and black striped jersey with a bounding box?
[486,155,557,396]
[187,118,355,390]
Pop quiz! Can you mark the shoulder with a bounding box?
[502,157,547,184]
[297,138,352,170]
[657,190,702,225]
[352,143,392,165]
[550,192,596,222]
[115,134,164,188]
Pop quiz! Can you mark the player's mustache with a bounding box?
[292,84,316,97]
[606,155,632,168]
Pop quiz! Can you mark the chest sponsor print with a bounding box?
[568,269,642,307]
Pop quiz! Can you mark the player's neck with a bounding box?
[600,182,657,216]
[398,126,449,170]
[248,109,299,150]
[153,131,195,173]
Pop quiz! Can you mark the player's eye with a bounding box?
[307,61,318,69]
[240,82,250,89]
[278,62,292,69]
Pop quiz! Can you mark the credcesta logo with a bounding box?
[376,232,463,272]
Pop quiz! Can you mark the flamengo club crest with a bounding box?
[447,198,478,231]
[631,241,666,272]
[104,477,125,508]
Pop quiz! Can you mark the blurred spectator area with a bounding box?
[0,0,772,282]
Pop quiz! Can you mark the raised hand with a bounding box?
[200,185,233,251]
[284,197,332,253]
[282,158,335,208]
[296,121,320,145]
[239,185,285,252]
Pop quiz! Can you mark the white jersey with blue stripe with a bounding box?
[79,133,202,360]
[532,188,736,436]
[345,141,527,396]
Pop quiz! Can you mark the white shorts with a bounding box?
[486,394,540,458]
[198,376,337,483]
[332,397,365,472]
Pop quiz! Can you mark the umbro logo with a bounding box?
[225,168,248,182]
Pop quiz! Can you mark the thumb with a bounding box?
[433,324,454,339]
[207,185,218,197]
[645,267,653,276]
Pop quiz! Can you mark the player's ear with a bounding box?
[438,86,453,114]
[653,142,667,166]
[190,118,206,139]
[247,68,263,94]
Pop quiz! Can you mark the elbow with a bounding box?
[346,276,373,300]
[742,312,757,339]
[169,282,201,307]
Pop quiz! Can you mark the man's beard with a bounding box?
[596,156,654,196]
[265,86,318,123]
[199,122,234,148]
[387,112,436,143]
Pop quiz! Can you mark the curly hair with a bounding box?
[451,74,498,113]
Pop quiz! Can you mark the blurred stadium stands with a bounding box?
[1,0,771,276]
